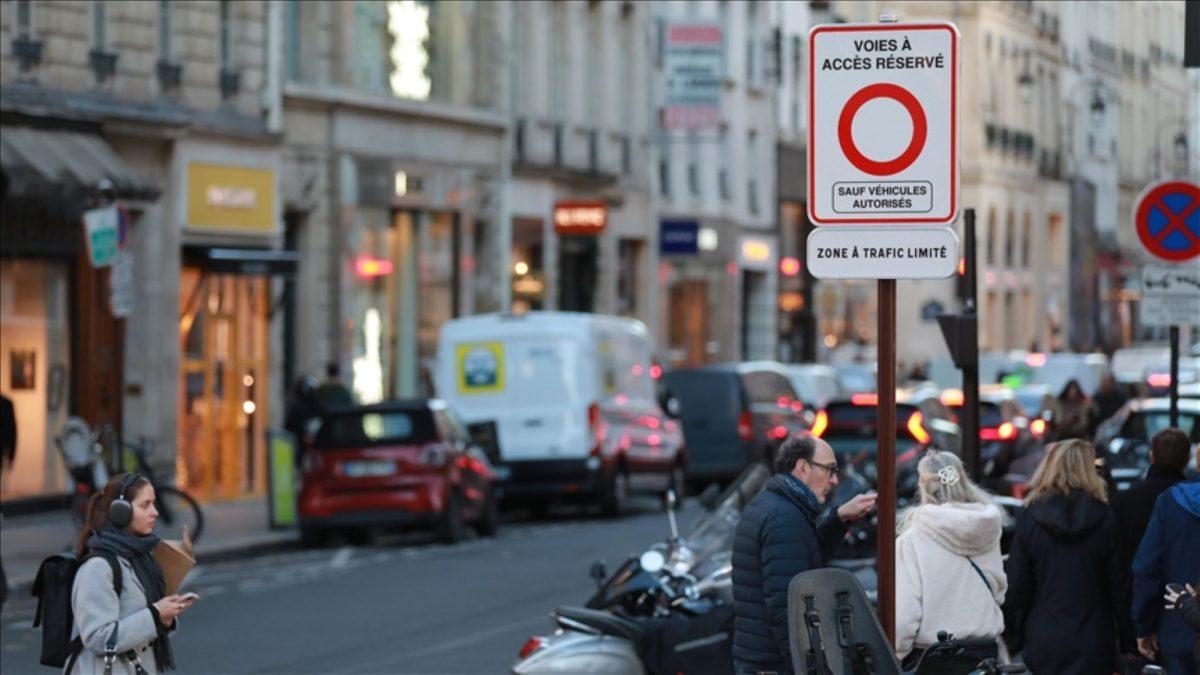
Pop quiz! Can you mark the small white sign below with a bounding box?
[1140,264,1200,327]
[807,227,958,279]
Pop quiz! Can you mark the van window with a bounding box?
[744,371,797,406]
[664,371,741,421]
[597,333,655,404]
[314,409,437,448]
[507,339,581,405]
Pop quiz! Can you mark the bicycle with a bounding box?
[55,417,111,527]
[96,425,205,543]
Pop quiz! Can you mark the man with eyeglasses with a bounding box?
[731,435,878,675]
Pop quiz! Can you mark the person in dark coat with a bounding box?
[0,393,14,611]
[1004,439,1127,675]
[1053,380,1096,442]
[1113,428,1191,655]
[316,362,355,408]
[731,436,877,674]
[1092,373,1128,429]
[1131,442,1200,675]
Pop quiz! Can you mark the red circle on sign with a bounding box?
[837,83,928,177]
[1134,180,1200,262]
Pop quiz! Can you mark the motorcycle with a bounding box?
[511,464,770,674]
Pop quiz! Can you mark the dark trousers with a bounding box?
[901,640,999,674]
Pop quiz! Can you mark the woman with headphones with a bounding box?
[69,474,194,674]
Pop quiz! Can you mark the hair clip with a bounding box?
[937,466,960,487]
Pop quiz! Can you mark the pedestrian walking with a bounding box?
[1053,380,1096,442]
[69,474,194,674]
[1113,428,1191,656]
[1163,573,1200,672]
[1004,439,1127,675]
[731,436,877,675]
[1131,442,1200,675]
[1093,373,1129,429]
[316,362,355,408]
[1,392,16,611]
[895,451,1007,668]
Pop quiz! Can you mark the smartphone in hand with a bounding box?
[179,592,200,605]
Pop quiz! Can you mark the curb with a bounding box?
[4,534,300,599]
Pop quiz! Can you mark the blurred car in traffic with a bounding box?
[434,312,684,516]
[663,362,809,489]
[298,400,500,544]
[786,363,841,409]
[1093,397,1200,491]
[833,363,877,396]
[921,386,1044,492]
[810,392,929,493]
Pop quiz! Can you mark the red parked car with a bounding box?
[298,400,500,545]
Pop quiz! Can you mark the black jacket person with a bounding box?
[731,436,877,673]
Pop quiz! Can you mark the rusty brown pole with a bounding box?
[877,278,897,642]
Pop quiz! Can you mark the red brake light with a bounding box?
[1030,418,1047,437]
[790,400,804,413]
[980,428,1000,441]
[518,636,546,659]
[768,425,789,441]
[777,396,790,408]
[649,364,663,379]
[737,411,754,441]
[906,411,931,444]
[811,410,829,438]
[1148,373,1171,388]
[851,393,878,406]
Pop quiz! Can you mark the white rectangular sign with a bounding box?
[808,22,959,225]
[1140,265,1200,327]
[663,23,723,131]
[807,227,958,279]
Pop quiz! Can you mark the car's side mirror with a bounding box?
[699,483,721,511]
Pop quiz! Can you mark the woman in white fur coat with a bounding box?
[895,450,1007,669]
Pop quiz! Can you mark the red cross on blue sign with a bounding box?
[1134,180,1200,262]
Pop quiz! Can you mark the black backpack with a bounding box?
[32,551,122,669]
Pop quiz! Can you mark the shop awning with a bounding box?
[0,126,160,200]
[183,246,299,275]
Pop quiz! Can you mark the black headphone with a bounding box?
[108,473,144,529]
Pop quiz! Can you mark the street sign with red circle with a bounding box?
[808,22,959,225]
[1133,180,1200,262]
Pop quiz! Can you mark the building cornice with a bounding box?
[0,83,279,141]
[282,82,508,134]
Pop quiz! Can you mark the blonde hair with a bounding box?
[1025,439,1108,505]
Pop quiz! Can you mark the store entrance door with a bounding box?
[669,280,710,367]
[178,268,269,501]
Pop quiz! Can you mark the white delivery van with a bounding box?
[435,312,684,514]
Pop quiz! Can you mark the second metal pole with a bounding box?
[877,279,897,642]
[1170,325,1180,428]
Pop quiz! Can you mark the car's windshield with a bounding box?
[1120,411,1200,442]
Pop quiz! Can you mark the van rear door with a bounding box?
[444,336,589,462]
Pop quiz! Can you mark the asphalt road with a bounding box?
[1,498,702,674]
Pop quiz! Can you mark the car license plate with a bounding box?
[342,460,395,477]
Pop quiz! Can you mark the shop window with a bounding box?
[558,236,598,313]
[0,259,71,500]
[511,218,545,313]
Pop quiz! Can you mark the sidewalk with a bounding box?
[1,497,297,593]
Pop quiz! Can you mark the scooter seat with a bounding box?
[555,606,644,641]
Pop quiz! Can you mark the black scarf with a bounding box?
[87,524,175,671]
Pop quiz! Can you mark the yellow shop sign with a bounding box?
[186,163,276,234]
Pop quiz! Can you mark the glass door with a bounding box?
[178,268,269,500]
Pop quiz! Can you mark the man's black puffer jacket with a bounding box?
[731,473,846,671]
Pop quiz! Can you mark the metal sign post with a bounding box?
[807,16,960,642]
